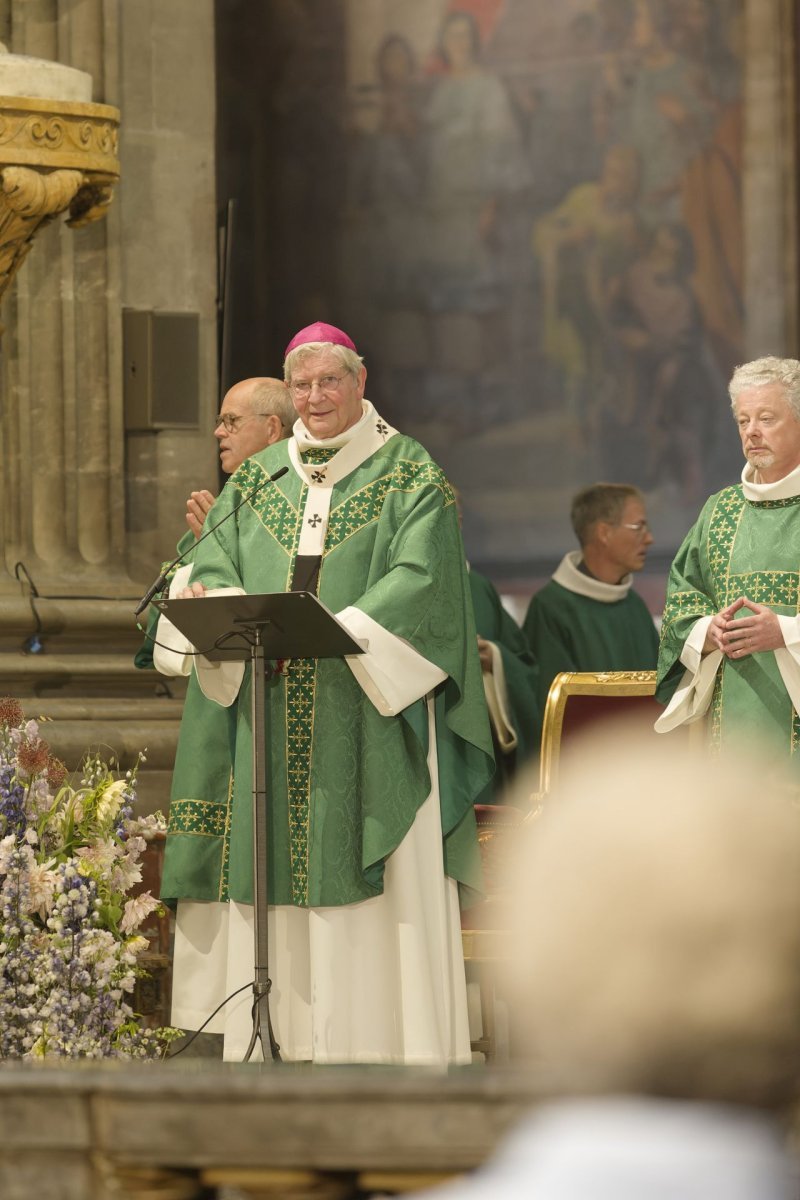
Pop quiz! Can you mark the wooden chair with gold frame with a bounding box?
[538,668,709,799]
[538,669,662,796]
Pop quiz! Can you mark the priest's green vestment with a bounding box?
[656,464,800,757]
[164,403,494,1064]
[523,551,659,712]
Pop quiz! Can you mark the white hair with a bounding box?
[729,356,800,420]
[283,341,364,384]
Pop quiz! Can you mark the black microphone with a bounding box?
[134,464,289,617]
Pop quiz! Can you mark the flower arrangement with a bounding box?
[0,697,180,1059]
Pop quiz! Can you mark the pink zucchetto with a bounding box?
[284,321,357,358]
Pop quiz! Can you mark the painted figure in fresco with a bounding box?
[603,221,726,496]
[670,0,744,379]
[610,2,716,220]
[350,34,426,310]
[166,322,493,1066]
[656,356,800,762]
[422,9,530,317]
[523,483,658,712]
[533,143,643,444]
[604,0,743,375]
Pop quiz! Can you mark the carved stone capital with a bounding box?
[0,96,120,173]
[1,165,84,215]
[0,96,120,313]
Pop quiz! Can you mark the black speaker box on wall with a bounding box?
[123,309,200,431]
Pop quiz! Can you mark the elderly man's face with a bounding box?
[215,382,278,473]
[735,383,800,483]
[289,350,365,440]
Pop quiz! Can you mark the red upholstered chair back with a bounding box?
[538,670,691,795]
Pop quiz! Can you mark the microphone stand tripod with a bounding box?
[236,617,281,1062]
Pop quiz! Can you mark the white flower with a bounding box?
[123,835,147,861]
[75,837,120,874]
[111,857,142,892]
[120,892,160,933]
[26,862,57,919]
[126,813,167,838]
[95,778,128,826]
[0,833,17,874]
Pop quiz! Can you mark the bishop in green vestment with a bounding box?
[523,484,659,713]
[657,356,800,758]
[165,324,494,1065]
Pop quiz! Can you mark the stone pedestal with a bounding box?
[0,1062,547,1199]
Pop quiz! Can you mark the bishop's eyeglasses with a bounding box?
[289,374,348,399]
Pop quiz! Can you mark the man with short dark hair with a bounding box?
[657,355,800,756]
[523,483,658,711]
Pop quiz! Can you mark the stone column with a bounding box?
[0,0,127,595]
[743,0,799,357]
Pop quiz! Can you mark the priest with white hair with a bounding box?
[657,354,800,757]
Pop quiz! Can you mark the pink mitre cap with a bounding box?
[284,321,357,358]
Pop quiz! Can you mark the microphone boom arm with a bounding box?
[133,464,289,618]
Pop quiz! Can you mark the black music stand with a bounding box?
[154,590,365,1063]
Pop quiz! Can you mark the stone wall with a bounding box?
[0,0,219,811]
[0,0,219,595]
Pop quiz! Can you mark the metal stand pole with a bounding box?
[243,629,281,1062]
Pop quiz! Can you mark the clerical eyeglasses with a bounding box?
[619,520,650,536]
[214,412,269,433]
[290,374,348,399]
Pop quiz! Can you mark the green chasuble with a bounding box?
[160,413,494,909]
[468,569,540,801]
[135,530,238,900]
[657,482,800,757]
[523,551,659,712]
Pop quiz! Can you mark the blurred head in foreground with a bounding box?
[508,728,800,1110]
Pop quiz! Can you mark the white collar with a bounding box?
[288,400,397,489]
[741,460,800,501]
[552,550,633,603]
[292,398,374,451]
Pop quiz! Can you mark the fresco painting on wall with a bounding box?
[340,0,744,575]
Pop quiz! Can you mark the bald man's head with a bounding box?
[214,377,295,473]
